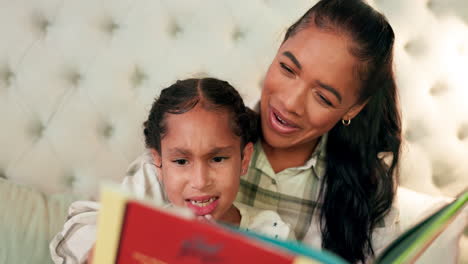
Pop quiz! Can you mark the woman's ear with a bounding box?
[150,149,163,182]
[240,142,254,175]
[343,101,368,121]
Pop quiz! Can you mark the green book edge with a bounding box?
[375,190,468,264]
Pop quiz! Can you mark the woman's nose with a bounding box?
[281,83,306,116]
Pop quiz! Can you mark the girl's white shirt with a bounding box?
[49,151,293,264]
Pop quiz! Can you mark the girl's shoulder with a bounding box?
[121,150,168,205]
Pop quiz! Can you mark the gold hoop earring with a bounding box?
[342,119,351,126]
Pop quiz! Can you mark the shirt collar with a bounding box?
[252,133,328,178]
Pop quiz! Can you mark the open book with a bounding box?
[92,186,467,264]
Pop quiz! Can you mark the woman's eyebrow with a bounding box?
[282,51,302,70]
[316,80,342,103]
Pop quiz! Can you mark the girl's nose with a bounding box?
[190,164,212,190]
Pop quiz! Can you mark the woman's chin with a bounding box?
[262,129,296,149]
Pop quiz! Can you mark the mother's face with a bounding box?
[260,25,366,150]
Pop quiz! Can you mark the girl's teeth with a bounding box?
[190,197,216,207]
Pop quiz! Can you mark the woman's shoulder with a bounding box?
[372,204,401,254]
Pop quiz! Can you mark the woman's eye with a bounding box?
[212,157,228,163]
[318,94,333,107]
[280,62,294,75]
[173,159,188,165]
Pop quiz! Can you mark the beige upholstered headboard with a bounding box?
[0,0,467,202]
[0,0,467,262]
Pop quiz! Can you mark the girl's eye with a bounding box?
[280,62,294,75]
[173,159,188,165]
[212,157,228,163]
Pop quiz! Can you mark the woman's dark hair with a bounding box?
[143,78,259,155]
[284,0,401,263]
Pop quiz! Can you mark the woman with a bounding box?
[50,0,401,263]
[237,0,401,262]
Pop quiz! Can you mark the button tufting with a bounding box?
[101,122,114,139]
[64,173,76,187]
[232,27,245,42]
[168,20,182,38]
[457,124,468,141]
[32,13,51,34]
[432,167,453,188]
[66,71,82,87]
[404,120,428,142]
[0,170,7,179]
[426,0,433,10]
[430,81,448,96]
[0,67,14,88]
[404,39,427,57]
[29,120,45,139]
[131,67,147,88]
[404,129,416,142]
[103,19,119,34]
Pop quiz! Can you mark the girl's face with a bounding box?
[152,104,253,224]
[260,25,366,150]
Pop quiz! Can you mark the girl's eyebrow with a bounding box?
[282,51,302,70]
[167,146,235,156]
[206,146,235,156]
[167,148,191,156]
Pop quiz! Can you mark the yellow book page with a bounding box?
[92,186,130,264]
[293,256,323,264]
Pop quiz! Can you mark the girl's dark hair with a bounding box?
[285,0,401,263]
[143,78,259,154]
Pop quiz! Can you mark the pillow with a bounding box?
[0,178,79,264]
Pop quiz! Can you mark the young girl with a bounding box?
[50,78,292,264]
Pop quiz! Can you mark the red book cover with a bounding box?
[92,187,317,264]
[116,201,295,264]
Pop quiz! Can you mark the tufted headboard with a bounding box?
[0,0,467,208]
[0,0,467,263]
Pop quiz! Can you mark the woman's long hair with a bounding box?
[284,0,402,262]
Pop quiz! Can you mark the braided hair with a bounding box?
[144,78,259,155]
